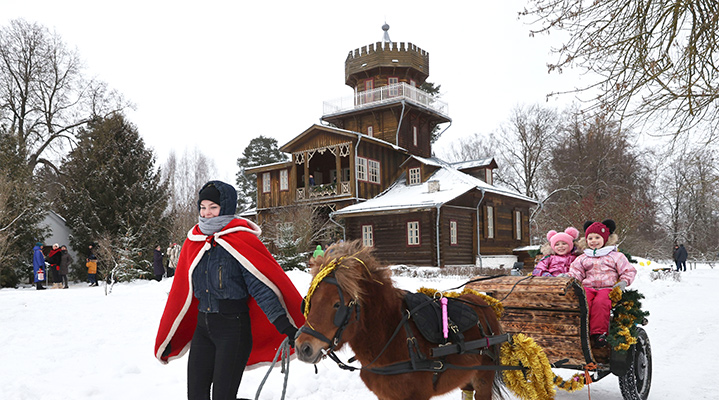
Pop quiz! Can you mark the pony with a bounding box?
[295,240,508,400]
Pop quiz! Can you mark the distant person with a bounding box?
[532,227,580,277]
[673,244,688,271]
[166,243,181,277]
[32,242,46,290]
[46,243,63,289]
[86,244,98,287]
[59,245,73,289]
[153,245,164,281]
[309,174,315,186]
[312,244,324,258]
[155,180,304,400]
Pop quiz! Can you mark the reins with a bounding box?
[254,337,292,400]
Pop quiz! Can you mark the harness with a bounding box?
[299,270,524,380]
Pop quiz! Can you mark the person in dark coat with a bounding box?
[59,245,73,289]
[46,243,63,289]
[153,245,164,281]
[674,244,688,271]
[32,243,46,290]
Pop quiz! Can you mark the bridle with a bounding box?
[297,273,360,353]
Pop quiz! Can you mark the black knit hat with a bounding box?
[198,182,221,206]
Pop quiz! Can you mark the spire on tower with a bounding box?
[382,23,391,43]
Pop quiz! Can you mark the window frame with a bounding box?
[486,205,495,239]
[262,172,271,193]
[356,156,368,181]
[449,220,458,246]
[388,76,399,96]
[279,169,289,191]
[409,167,421,185]
[361,224,374,247]
[407,221,421,246]
[367,158,381,184]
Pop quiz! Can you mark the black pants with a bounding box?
[187,311,252,400]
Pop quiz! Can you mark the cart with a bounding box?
[468,275,651,400]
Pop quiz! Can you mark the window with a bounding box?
[514,210,522,240]
[364,79,374,103]
[367,159,380,184]
[485,169,493,185]
[388,77,399,96]
[450,220,458,245]
[262,172,271,193]
[409,79,416,87]
[407,221,420,246]
[279,170,288,191]
[486,206,494,239]
[409,167,421,185]
[362,225,374,247]
[413,126,418,146]
[356,157,367,181]
[367,126,373,137]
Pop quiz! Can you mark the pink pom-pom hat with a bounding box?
[547,227,579,253]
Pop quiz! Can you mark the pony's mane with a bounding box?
[310,240,392,305]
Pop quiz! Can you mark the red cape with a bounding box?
[154,218,305,366]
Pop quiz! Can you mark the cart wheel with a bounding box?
[618,327,652,400]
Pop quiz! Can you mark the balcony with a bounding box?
[296,181,352,201]
[322,82,449,119]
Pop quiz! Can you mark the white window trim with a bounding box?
[515,210,522,240]
[367,159,380,184]
[413,126,418,146]
[409,167,421,185]
[356,157,367,181]
[485,169,493,185]
[407,221,420,246]
[279,169,288,191]
[487,206,494,239]
[367,126,373,137]
[450,220,458,245]
[362,225,374,247]
[262,172,271,193]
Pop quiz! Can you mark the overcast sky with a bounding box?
[6,0,583,183]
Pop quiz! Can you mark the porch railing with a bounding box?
[322,82,448,118]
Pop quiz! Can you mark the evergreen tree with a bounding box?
[56,114,169,280]
[235,136,288,211]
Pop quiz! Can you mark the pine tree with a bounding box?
[235,136,288,212]
[57,114,169,280]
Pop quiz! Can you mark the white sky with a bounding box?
[5,0,582,183]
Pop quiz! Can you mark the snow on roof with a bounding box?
[333,157,537,217]
[450,158,495,169]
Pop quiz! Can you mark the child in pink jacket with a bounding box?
[532,227,579,277]
[568,219,636,347]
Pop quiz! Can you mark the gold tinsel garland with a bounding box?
[499,333,556,400]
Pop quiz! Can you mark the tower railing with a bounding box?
[322,82,448,118]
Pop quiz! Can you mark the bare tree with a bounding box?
[442,132,494,163]
[162,148,217,242]
[0,19,128,173]
[490,104,559,198]
[521,0,719,142]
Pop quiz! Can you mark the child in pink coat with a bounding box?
[568,219,636,347]
[532,227,579,277]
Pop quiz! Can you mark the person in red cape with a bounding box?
[155,180,305,400]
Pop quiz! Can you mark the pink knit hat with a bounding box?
[547,227,579,253]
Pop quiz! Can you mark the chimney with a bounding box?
[428,180,440,193]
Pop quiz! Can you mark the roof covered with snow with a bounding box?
[332,157,537,217]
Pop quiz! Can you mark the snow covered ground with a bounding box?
[1,258,717,399]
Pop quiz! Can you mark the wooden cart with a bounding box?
[468,275,651,400]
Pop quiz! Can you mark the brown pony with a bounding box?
[295,240,507,400]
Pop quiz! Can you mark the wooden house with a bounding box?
[245,27,538,267]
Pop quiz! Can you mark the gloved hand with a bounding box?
[613,281,627,291]
[283,326,298,348]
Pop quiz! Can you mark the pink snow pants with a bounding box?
[585,287,612,335]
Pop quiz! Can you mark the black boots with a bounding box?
[36,282,46,290]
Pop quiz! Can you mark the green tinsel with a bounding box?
[607,288,649,354]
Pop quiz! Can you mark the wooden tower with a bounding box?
[321,24,451,158]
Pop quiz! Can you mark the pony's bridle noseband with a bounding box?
[298,274,360,351]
